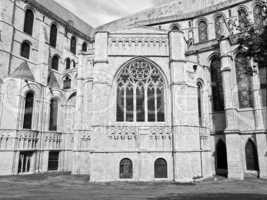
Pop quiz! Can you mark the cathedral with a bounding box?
[0,0,266,182]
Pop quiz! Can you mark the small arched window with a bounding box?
[235,54,253,108]
[51,55,59,71]
[215,15,224,39]
[210,56,224,111]
[65,58,71,70]
[20,41,30,59]
[238,7,249,30]
[82,42,87,52]
[23,91,34,129]
[72,60,76,68]
[70,36,76,54]
[24,9,34,35]
[63,76,71,89]
[198,20,208,42]
[49,24,57,48]
[197,82,203,126]
[120,158,133,179]
[49,98,58,131]
[154,158,167,178]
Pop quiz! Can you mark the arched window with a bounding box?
[245,139,259,171]
[70,36,76,54]
[20,41,30,59]
[51,55,59,71]
[215,15,224,39]
[23,91,34,129]
[216,140,228,175]
[82,42,87,52]
[65,58,71,70]
[254,5,264,29]
[198,20,208,42]
[259,60,267,107]
[235,54,253,108]
[49,98,58,131]
[154,158,167,178]
[238,7,249,30]
[23,9,34,35]
[120,158,133,179]
[197,82,203,126]
[63,76,71,89]
[116,58,165,122]
[49,24,57,48]
[72,60,76,68]
[210,56,224,111]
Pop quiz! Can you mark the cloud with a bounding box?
[54,0,174,27]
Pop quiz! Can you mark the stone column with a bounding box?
[251,61,267,178]
[220,38,244,180]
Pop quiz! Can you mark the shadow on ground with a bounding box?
[149,193,267,200]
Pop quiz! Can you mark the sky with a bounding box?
[54,0,174,27]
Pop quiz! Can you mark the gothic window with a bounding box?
[49,98,58,131]
[235,54,253,108]
[63,76,71,89]
[120,158,133,179]
[48,151,59,171]
[254,5,264,29]
[210,56,225,111]
[197,82,203,127]
[72,60,76,68]
[198,20,208,43]
[238,7,249,30]
[154,158,167,178]
[18,151,33,174]
[82,42,87,52]
[49,24,57,48]
[259,61,267,107]
[215,15,224,39]
[23,9,34,35]
[116,59,165,122]
[66,58,71,70]
[20,41,30,59]
[245,139,259,171]
[70,36,76,54]
[23,91,34,129]
[51,55,59,71]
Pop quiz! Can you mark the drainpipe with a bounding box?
[8,0,17,75]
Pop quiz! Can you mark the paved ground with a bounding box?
[0,175,267,200]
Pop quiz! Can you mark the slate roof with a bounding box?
[97,0,249,32]
[28,0,94,37]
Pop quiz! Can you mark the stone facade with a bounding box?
[0,0,266,182]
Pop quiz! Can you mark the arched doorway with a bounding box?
[216,140,228,176]
[245,139,259,171]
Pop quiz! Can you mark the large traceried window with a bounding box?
[24,9,34,35]
[210,56,225,111]
[259,60,267,106]
[254,5,264,28]
[198,20,208,43]
[235,54,253,108]
[23,91,34,129]
[116,59,165,122]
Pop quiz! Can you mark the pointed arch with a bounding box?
[216,139,228,176]
[70,36,76,54]
[24,9,34,35]
[238,7,249,30]
[65,58,71,70]
[245,139,259,171]
[21,41,31,59]
[23,91,34,129]
[198,19,208,42]
[116,57,166,122]
[51,55,59,71]
[49,23,58,48]
[63,76,71,89]
[82,42,87,52]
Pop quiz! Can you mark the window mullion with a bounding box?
[123,86,126,122]
[144,85,148,122]
[154,86,158,122]
[133,84,137,122]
